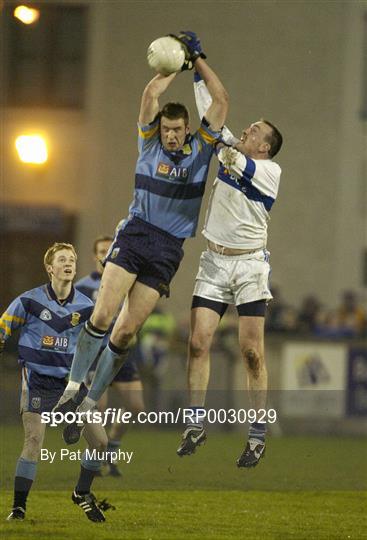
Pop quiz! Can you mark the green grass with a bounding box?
[1,490,366,540]
[1,426,366,539]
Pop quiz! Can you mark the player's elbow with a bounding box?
[219,88,229,106]
[143,83,157,101]
[143,75,166,100]
[214,90,229,126]
[91,433,108,453]
[213,85,229,106]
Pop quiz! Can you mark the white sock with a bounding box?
[79,396,97,413]
[65,380,81,394]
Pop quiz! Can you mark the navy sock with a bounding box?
[13,478,33,510]
[75,451,101,494]
[13,458,37,510]
[75,467,97,495]
[248,422,267,442]
[186,406,206,429]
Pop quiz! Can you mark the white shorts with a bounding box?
[193,248,272,306]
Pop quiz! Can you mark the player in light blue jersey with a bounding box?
[1,243,112,523]
[75,236,114,302]
[53,31,229,445]
[75,235,145,477]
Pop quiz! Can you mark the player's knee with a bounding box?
[189,334,210,359]
[112,324,136,348]
[90,433,108,453]
[91,307,114,331]
[130,403,145,417]
[242,347,262,378]
[23,433,43,456]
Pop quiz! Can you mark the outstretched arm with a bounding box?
[194,73,239,146]
[193,57,228,132]
[174,31,228,132]
[139,73,176,125]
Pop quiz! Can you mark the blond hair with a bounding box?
[44,242,77,279]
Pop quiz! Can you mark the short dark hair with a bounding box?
[262,119,283,158]
[93,235,113,254]
[159,102,189,125]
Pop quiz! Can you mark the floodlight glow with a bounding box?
[14,5,40,25]
[15,135,48,164]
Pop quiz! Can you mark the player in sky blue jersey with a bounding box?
[1,243,112,523]
[75,235,145,476]
[75,236,115,303]
[53,31,229,443]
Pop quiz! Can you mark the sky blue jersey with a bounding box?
[75,272,113,349]
[74,271,101,303]
[74,271,110,348]
[128,117,221,238]
[0,283,94,378]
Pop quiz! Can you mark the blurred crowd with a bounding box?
[265,288,366,339]
[3,289,365,415]
[134,288,366,405]
[136,289,367,392]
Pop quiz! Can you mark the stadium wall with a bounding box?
[77,0,367,317]
[2,336,366,436]
[3,1,366,317]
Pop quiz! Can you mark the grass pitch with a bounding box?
[0,426,366,539]
[1,490,365,540]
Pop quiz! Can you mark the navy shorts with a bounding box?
[113,359,140,383]
[105,217,184,297]
[20,367,88,414]
[88,348,141,384]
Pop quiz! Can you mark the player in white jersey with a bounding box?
[177,74,283,468]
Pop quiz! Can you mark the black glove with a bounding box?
[170,30,206,64]
[180,58,194,71]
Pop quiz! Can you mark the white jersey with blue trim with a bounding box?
[203,151,281,249]
[0,283,94,378]
[193,72,281,250]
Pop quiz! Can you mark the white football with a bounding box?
[147,36,185,76]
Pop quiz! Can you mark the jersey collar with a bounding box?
[161,134,192,164]
[46,283,75,305]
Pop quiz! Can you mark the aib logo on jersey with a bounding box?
[156,162,188,181]
[42,336,69,351]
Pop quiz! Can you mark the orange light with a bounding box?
[15,135,48,164]
[14,5,40,25]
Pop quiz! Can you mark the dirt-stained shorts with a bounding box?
[193,248,272,306]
